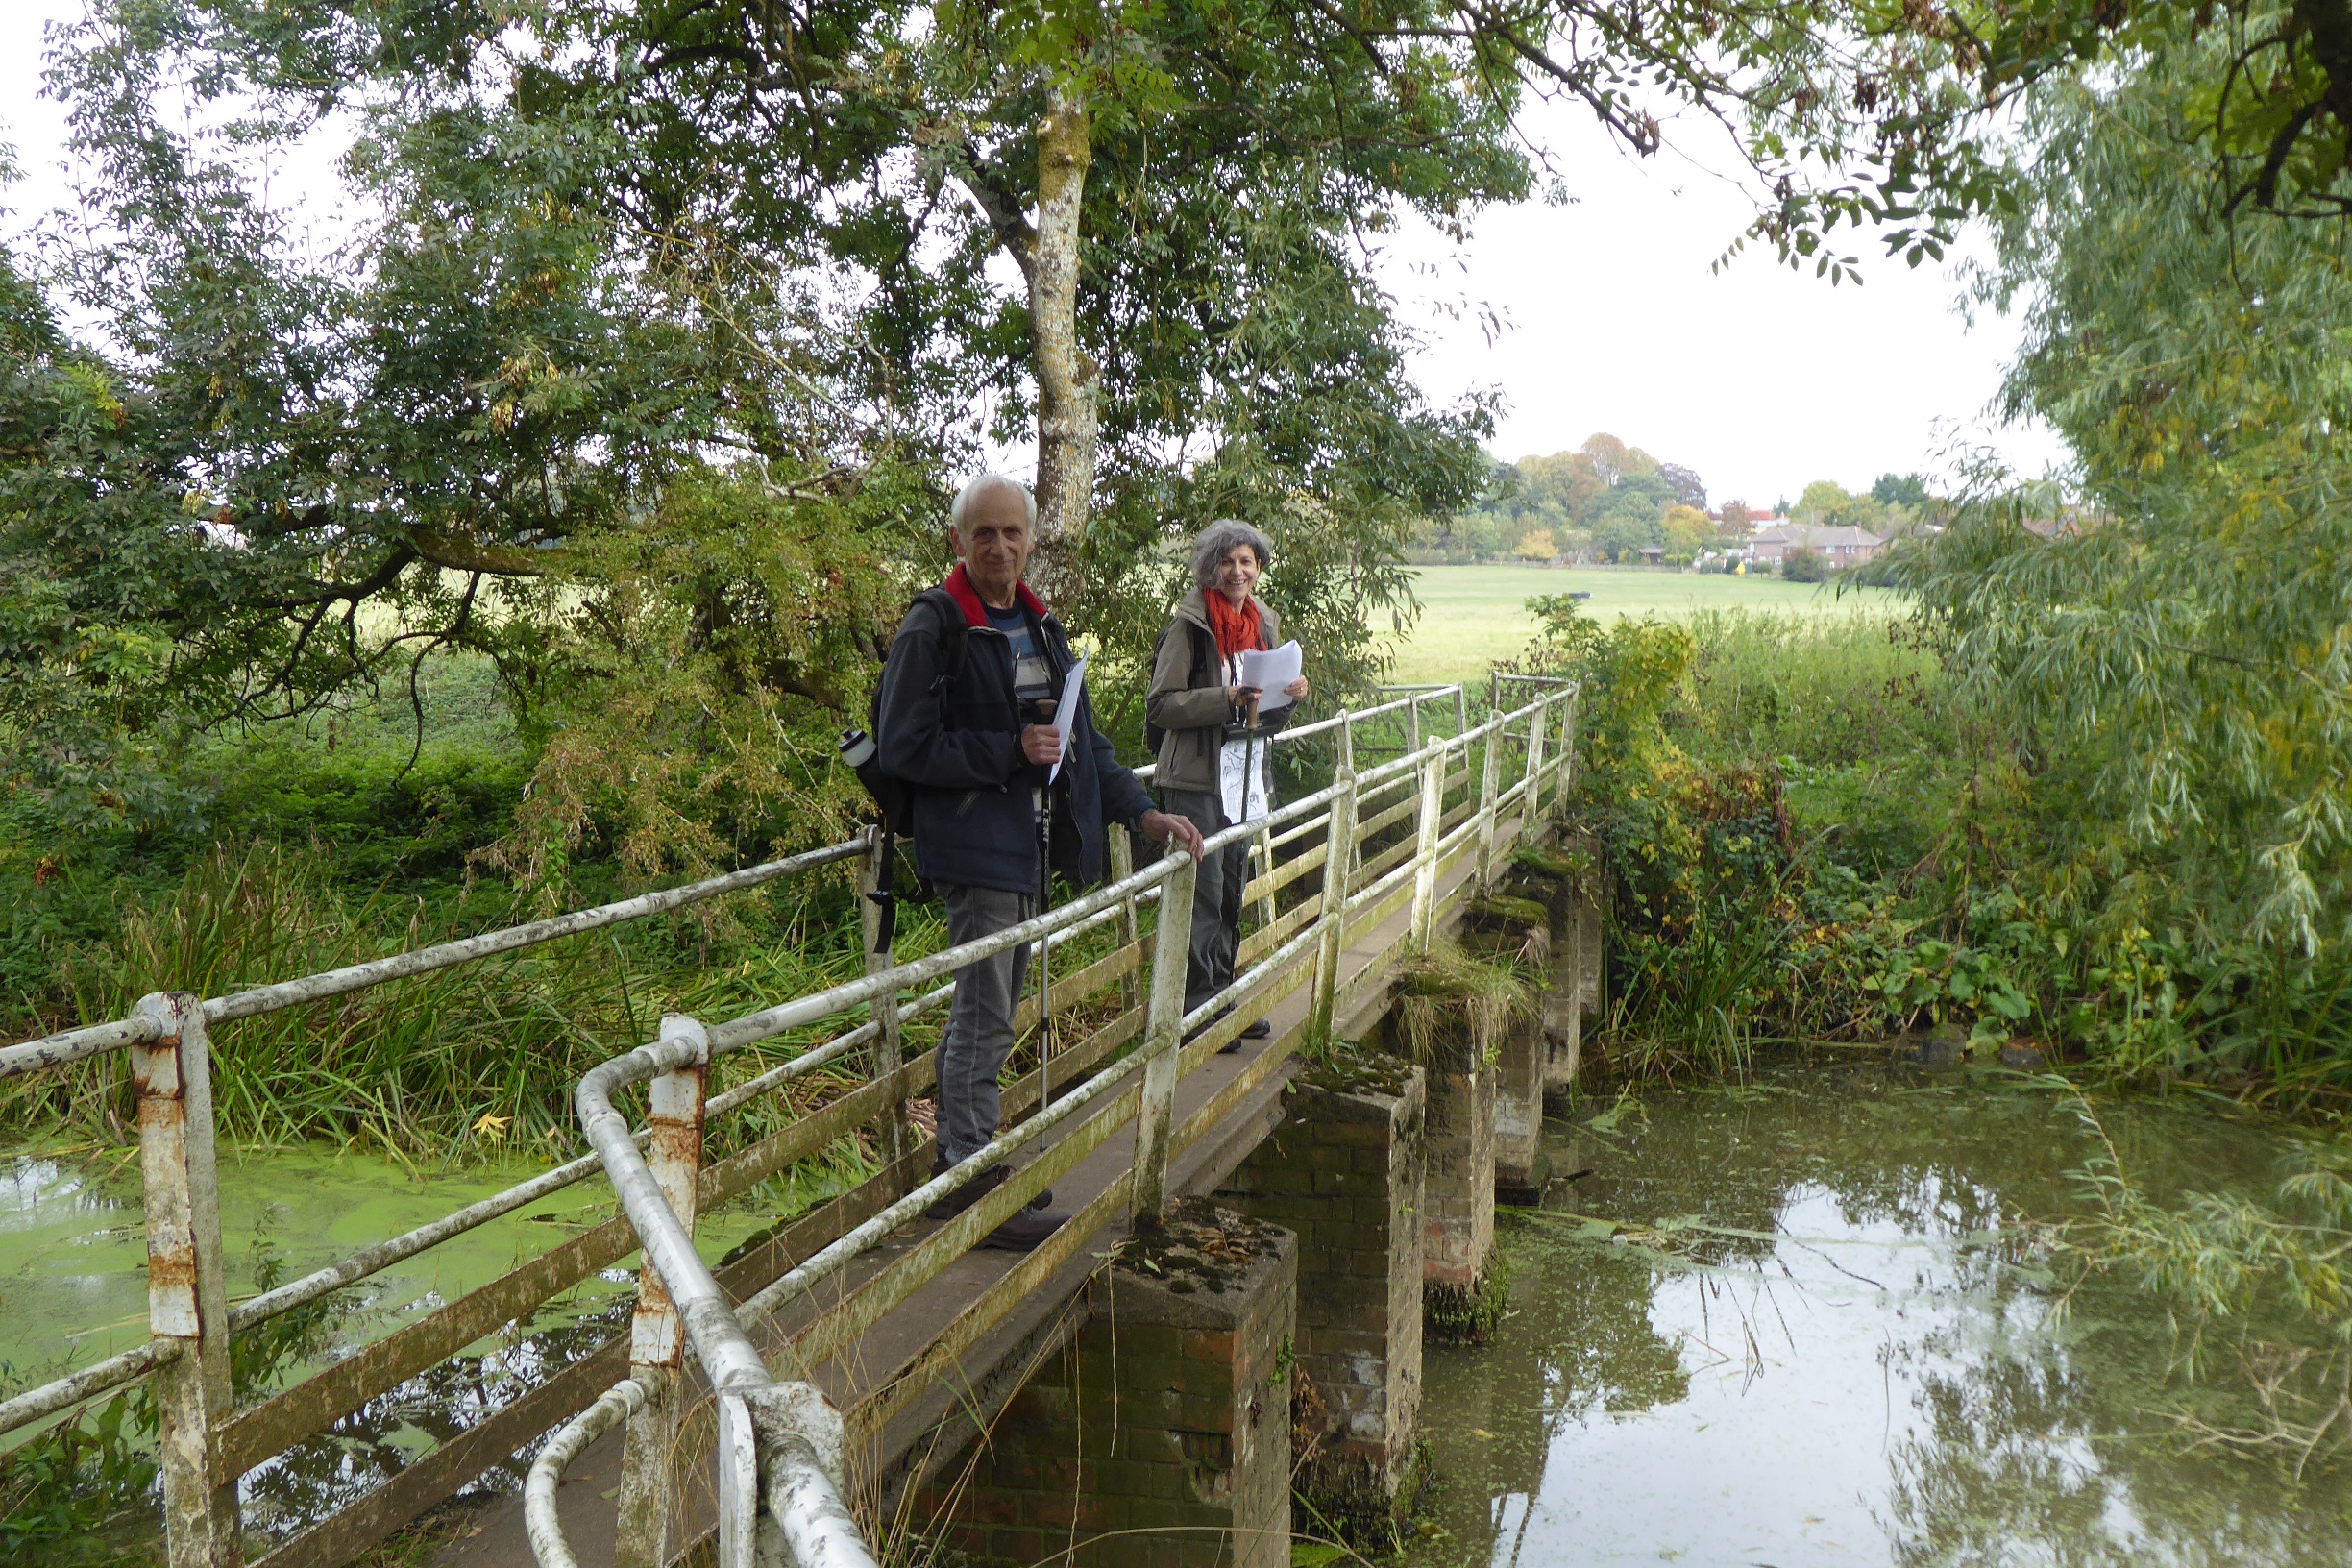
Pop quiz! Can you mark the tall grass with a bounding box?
[4,842,895,1155]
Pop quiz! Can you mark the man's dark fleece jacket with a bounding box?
[875,566,1157,895]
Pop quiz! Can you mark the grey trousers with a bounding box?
[1161,787,1249,1016]
[936,882,1037,1165]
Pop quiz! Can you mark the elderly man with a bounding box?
[874,474,1203,1250]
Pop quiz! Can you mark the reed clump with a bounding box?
[1392,943,1533,1071]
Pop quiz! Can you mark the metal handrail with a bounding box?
[2,674,1590,1568]
[533,688,1572,1567]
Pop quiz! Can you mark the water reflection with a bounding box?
[1408,1064,2352,1568]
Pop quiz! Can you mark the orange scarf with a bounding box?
[1205,591,1262,664]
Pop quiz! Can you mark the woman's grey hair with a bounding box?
[949,473,1038,530]
[1191,519,1274,591]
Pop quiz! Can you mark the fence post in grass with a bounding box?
[616,1014,709,1568]
[1133,850,1197,1225]
[134,992,240,1568]
[859,826,911,1164]
[1108,826,1142,1015]
[1409,743,1445,952]
[1309,712,1357,1044]
[1407,694,1423,756]
[1453,684,1468,739]
[1476,706,1503,889]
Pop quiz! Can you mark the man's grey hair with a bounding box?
[1191,518,1274,591]
[949,473,1038,530]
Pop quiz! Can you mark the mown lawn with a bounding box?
[1387,564,1898,683]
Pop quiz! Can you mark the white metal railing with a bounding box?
[530,680,1578,1568]
[0,675,1578,1568]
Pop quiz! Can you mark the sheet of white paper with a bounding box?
[1218,737,1270,824]
[1239,641,1303,711]
[1045,657,1086,783]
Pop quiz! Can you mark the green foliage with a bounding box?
[1778,546,1829,582]
[0,1387,158,1566]
[1437,436,1699,562]
[1881,24,2352,1107]
[0,840,893,1152]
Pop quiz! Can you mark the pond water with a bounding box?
[0,1141,786,1546]
[1407,1059,2352,1568]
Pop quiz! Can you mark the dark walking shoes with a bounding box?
[1184,1005,1272,1053]
[923,1156,1052,1222]
[979,1203,1069,1251]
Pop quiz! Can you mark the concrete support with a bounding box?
[1216,1058,1426,1526]
[1420,1035,1496,1299]
[925,1204,1296,1568]
[1489,1010,1549,1207]
[1460,899,1551,1204]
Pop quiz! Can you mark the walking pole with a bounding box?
[1036,786,1055,1110]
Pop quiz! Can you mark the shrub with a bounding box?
[1779,547,1829,582]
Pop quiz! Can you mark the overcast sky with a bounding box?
[0,6,2069,510]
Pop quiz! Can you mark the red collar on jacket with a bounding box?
[942,562,1048,627]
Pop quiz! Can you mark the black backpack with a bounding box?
[1143,619,1217,755]
[840,587,971,948]
[848,587,968,836]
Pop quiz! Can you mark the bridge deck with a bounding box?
[443,815,1522,1567]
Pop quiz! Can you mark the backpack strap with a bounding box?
[912,587,969,699]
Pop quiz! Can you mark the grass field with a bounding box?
[1387,564,1898,683]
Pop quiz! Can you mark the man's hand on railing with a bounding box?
[1139,809,1205,860]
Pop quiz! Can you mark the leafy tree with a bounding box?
[1661,504,1714,558]
[1658,462,1709,512]
[1516,527,1559,561]
[1580,432,1633,485]
[1794,480,1855,521]
[1899,23,2352,953]
[1873,473,1932,508]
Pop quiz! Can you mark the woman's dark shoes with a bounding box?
[924,1158,1051,1221]
[1215,1014,1273,1053]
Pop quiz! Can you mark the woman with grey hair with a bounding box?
[1145,519,1311,1043]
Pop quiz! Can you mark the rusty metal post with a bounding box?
[1309,724,1358,1043]
[1409,744,1445,952]
[1108,826,1142,1014]
[1132,850,1197,1225]
[616,1014,709,1568]
[857,828,911,1164]
[134,992,240,1568]
[1475,707,1504,888]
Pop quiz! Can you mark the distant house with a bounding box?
[1749,523,1886,568]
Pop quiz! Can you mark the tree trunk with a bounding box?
[1030,83,1097,547]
